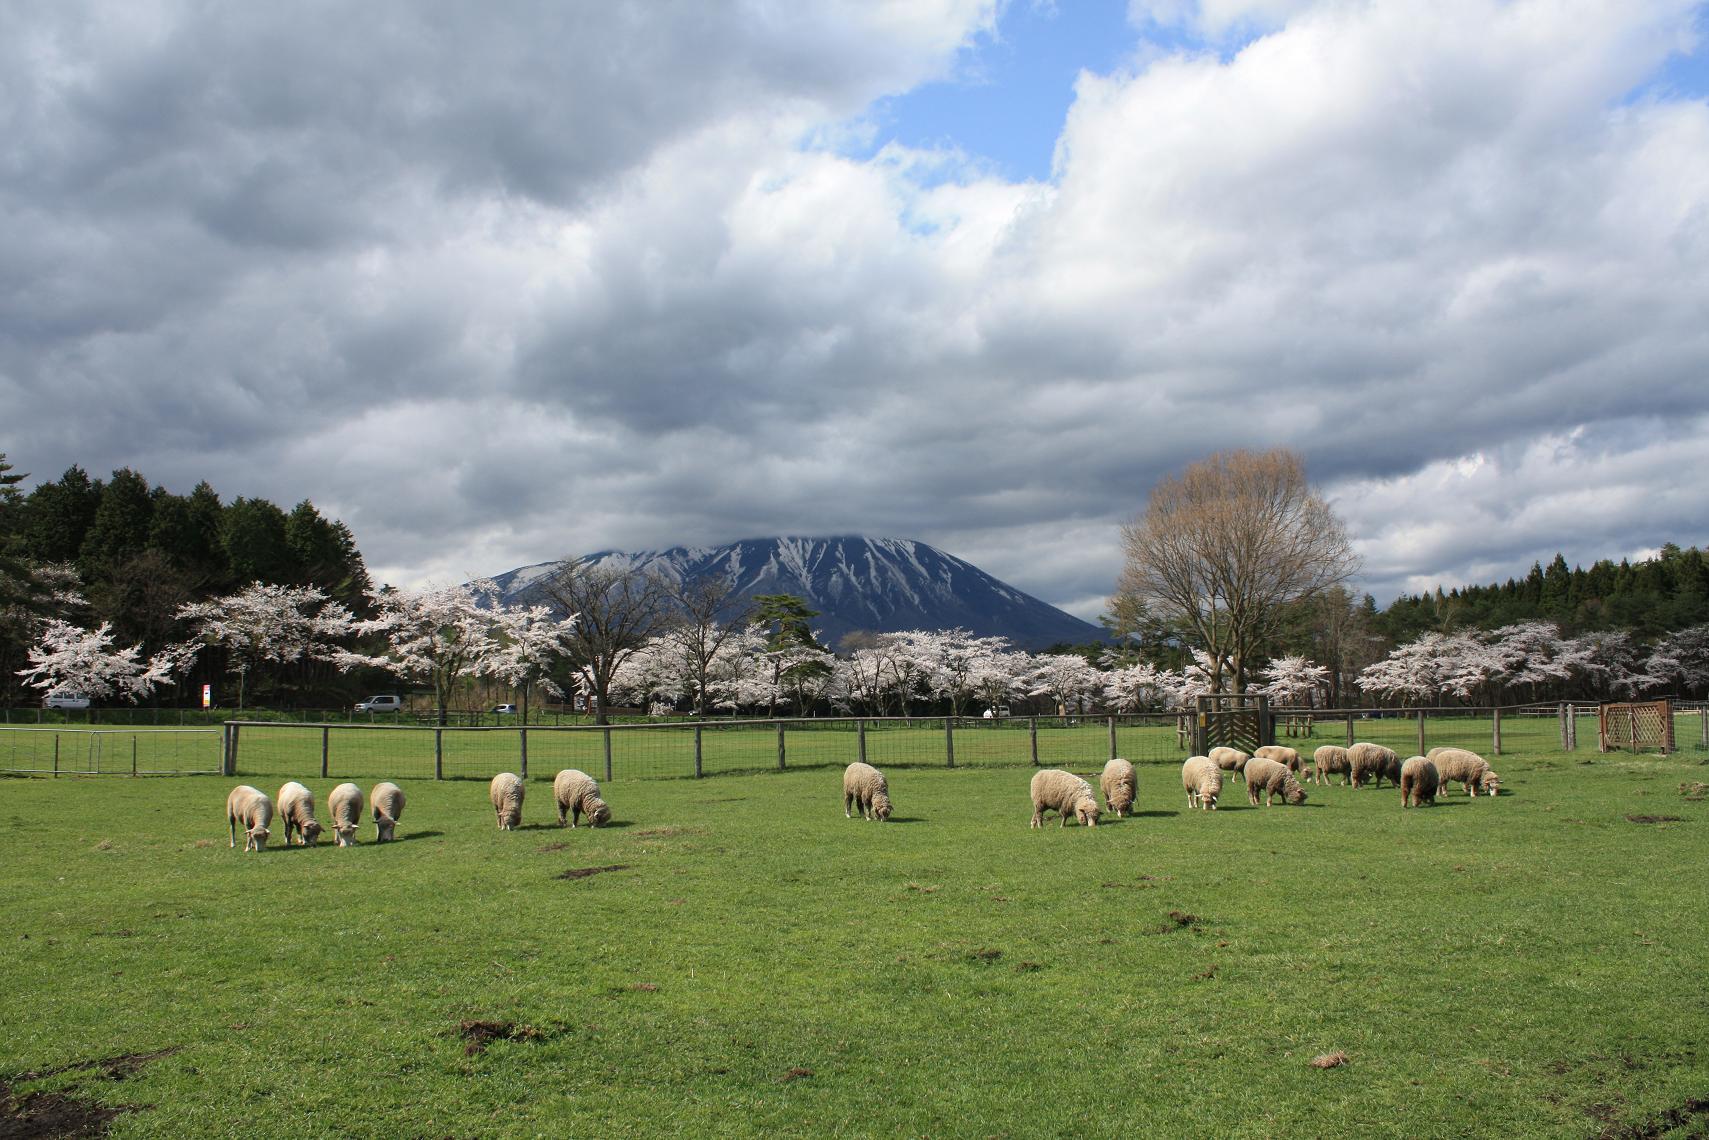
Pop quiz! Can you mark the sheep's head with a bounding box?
[1075,798,1101,827]
[374,814,397,843]
[588,799,611,827]
[870,792,892,822]
[1203,790,1218,810]
[497,809,520,831]
[299,819,322,846]
[246,825,270,852]
[1283,779,1308,806]
[334,822,358,846]
[1480,772,1501,796]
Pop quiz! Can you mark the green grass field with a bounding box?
[3,745,1707,1137]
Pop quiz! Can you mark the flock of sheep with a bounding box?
[223,744,1502,849]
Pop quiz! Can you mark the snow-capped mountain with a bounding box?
[489,536,1103,651]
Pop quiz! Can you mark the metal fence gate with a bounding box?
[1193,694,1273,757]
[1598,700,1675,754]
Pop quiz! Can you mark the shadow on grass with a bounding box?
[517,820,638,831]
[391,830,445,842]
[1131,810,1179,819]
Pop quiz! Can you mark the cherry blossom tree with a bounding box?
[177,582,356,708]
[1104,661,1174,712]
[1558,630,1646,699]
[1026,653,1105,716]
[1645,624,1709,697]
[1257,655,1332,706]
[18,620,171,704]
[356,580,509,725]
[483,603,579,723]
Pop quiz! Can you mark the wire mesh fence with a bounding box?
[0,727,223,775]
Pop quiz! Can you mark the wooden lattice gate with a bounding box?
[1598,700,1674,754]
[1194,694,1274,757]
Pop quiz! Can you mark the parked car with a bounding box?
[355,694,404,713]
[493,703,517,715]
[44,693,91,710]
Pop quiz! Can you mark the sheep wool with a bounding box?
[1100,758,1137,818]
[553,769,611,828]
[1400,756,1439,808]
[1208,746,1251,780]
[1348,743,1402,789]
[1313,745,1352,786]
[370,782,406,842]
[1030,769,1100,828]
[277,781,322,847]
[327,783,364,846]
[1243,756,1308,806]
[226,785,273,852]
[1181,756,1222,811]
[1426,747,1501,797]
[842,762,892,822]
[490,772,525,830]
[1254,745,1303,776]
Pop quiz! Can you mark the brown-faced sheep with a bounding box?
[276,781,322,847]
[1100,758,1137,818]
[553,769,612,828]
[1181,756,1222,811]
[1400,755,1439,808]
[1254,744,1303,777]
[1208,746,1250,781]
[370,781,405,842]
[842,761,892,821]
[1244,756,1309,806]
[1030,769,1100,828]
[1348,743,1402,789]
[327,782,364,846]
[1426,747,1502,797]
[226,785,273,852]
[489,772,524,830]
[1314,745,1351,786]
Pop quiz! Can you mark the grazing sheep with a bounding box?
[1400,756,1439,808]
[553,768,612,828]
[226,785,273,852]
[1029,769,1100,828]
[1313,745,1351,786]
[490,772,525,830]
[841,762,892,822]
[327,782,364,846]
[1426,747,1502,797]
[1254,745,1303,777]
[1348,743,1402,789]
[1208,746,1251,781]
[276,781,323,847]
[1244,756,1309,806]
[1100,758,1138,818]
[1181,756,1222,811]
[370,782,405,842]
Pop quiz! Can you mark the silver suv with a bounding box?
[355,694,403,713]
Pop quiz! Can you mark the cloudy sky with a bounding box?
[4,0,1707,622]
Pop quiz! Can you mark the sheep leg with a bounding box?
[844,792,854,819]
[229,814,237,848]
[1030,806,1044,828]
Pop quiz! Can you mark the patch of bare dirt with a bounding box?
[1310,1051,1349,1070]
[1625,815,1684,824]
[2,1047,180,1137]
[1595,1097,1709,1139]
[457,1020,549,1056]
[555,864,630,880]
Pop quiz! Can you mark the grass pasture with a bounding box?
[3,747,1708,1136]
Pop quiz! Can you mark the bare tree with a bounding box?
[536,560,672,724]
[661,576,750,718]
[1116,449,1359,694]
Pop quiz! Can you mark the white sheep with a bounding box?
[1208,746,1251,781]
[276,781,322,847]
[1100,758,1137,818]
[1426,747,1502,797]
[1348,743,1402,789]
[370,781,406,842]
[226,785,273,852]
[490,772,525,830]
[327,782,364,846]
[1254,744,1303,778]
[1313,745,1351,786]
[1029,769,1100,828]
[1400,755,1439,808]
[1181,756,1222,811]
[553,769,611,828]
[842,762,892,821]
[1243,756,1308,806]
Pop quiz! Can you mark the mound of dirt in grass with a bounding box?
[555,864,630,880]
[458,1020,549,1055]
[1625,815,1684,824]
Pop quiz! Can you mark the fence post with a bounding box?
[228,724,240,777]
[519,727,528,780]
[603,728,613,782]
[53,735,59,778]
[1108,716,1117,761]
[1346,715,1355,748]
[1492,707,1502,756]
[694,724,703,779]
[321,726,330,778]
[777,722,786,770]
[432,728,443,779]
[857,719,866,765]
[1029,717,1039,766]
[132,736,138,777]
[945,718,955,769]
[1416,710,1426,756]
[1559,703,1568,750]
[1701,707,1707,749]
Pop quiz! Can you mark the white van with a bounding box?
[45,693,91,710]
[355,694,404,713]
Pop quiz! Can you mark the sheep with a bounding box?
[490,772,525,830]
[327,782,364,846]
[276,780,323,847]
[1099,758,1137,818]
[1348,743,1402,789]
[553,769,612,828]
[370,781,406,842]
[226,785,273,852]
[1181,756,1222,811]
[1029,769,1100,828]
[1400,755,1439,808]
[1426,747,1502,797]
[1244,756,1309,806]
[841,762,892,822]
[1313,745,1352,786]
[1254,744,1303,778]
[1207,746,1251,781]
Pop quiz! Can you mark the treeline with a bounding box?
[0,456,372,706]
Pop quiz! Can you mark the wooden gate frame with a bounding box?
[1598,699,1674,754]
[1193,694,1274,757]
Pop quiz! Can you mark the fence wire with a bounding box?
[0,727,222,775]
